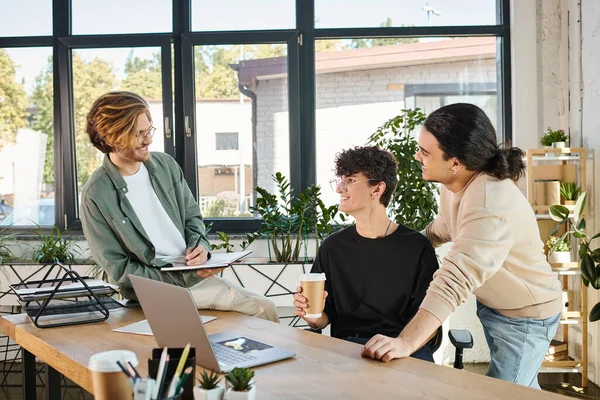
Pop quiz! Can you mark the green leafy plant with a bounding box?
[0,227,15,263]
[248,173,345,263]
[540,127,568,147]
[559,182,581,202]
[550,192,600,321]
[225,367,254,392]
[199,369,222,390]
[30,224,81,264]
[546,236,570,253]
[367,108,439,231]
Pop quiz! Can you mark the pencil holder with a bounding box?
[149,347,196,400]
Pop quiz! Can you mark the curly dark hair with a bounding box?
[334,146,398,207]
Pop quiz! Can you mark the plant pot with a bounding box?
[548,251,571,264]
[194,384,225,400]
[226,386,256,400]
[551,141,567,149]
[564,200,576,206]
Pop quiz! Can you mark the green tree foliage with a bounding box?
[121,50,162,99]
[32,53,116,185]
[194,44,286,99]
[0,49,29,151]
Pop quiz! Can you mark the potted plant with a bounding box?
[540,127,568,149]
[366,108,439,231]
[546,235,571,264]
[559,182,580,206]
[550,192,600,321]
[0,227,14,265]
[194,369,224,400]
[0,224,92,306]
[225,367,255,400]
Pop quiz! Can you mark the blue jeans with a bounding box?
[344,335,434,362]
[476,301,560,389]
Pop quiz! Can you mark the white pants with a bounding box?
[189,276,279,322]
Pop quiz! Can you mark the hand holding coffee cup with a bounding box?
[294,273,328,328]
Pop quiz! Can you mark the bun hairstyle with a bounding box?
[423,103,525,181]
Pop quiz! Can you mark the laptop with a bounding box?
[129,275,295,372]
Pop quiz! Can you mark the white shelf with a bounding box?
[536,213,574,220]
[560,318,581,325]
[531,155,581,161]
[540,365,582,374]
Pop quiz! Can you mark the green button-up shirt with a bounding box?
[80,152,209,300]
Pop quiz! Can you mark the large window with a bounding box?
[193,44,290,218]
[0,47,54,227]
[0,1,510,233]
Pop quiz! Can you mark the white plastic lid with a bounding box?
[88,350,139,373]
[300,273,326,282]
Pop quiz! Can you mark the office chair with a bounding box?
[305,326,473,370]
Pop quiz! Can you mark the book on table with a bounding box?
[158,250,252,271]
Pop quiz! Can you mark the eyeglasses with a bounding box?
[136,126,156,144]
[329,178,376,192]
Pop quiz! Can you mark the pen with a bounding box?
[174,366,193,395]
[166,343,190,397]
[127,360,142,380]
[116,360,134,386]
[157,355,170,399]
[152,347,168,399]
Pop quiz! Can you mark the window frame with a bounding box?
[0,0,511,235]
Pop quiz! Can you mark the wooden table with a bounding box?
[0,308,567,399]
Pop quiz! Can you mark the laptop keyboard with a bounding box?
[212,342,257,365]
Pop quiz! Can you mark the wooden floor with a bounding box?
[0,362,598,399]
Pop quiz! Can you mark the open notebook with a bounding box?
[158,250,252,272]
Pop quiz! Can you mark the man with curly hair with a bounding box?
[293,146,439,361]
[80,91,278,322]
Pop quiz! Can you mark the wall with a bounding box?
[579,0,600,385]
[516,0,600,384]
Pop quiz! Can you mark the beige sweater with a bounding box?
[421,173,562,322]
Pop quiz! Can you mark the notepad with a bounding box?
[158,250,252,271]
[113,316,216,336]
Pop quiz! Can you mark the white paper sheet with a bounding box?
[112,316,216,336]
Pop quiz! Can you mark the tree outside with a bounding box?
[0,49,29,151]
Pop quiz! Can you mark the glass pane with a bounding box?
[72,0,172,34]
[315,37,499,209]
[72,47,164,214]
[0,47,54,227]
[191,0,295,31]
[194,44,289,218]
[0,0,52,37]
[315,0,497,28]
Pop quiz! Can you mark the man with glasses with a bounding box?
[80,91,279,322]
[293,146,439,361]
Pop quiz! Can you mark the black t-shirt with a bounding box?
[311,224,439,340]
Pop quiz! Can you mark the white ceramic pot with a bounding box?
[551,141,567,148]
[226,385,256,400]
[548,251,571,264]
[194,384,225,400]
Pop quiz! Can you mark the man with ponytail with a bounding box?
[362,103,561,389]
[80,91,279,322]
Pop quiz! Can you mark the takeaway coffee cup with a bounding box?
[88,350,138,400]
[300,273,326,318]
